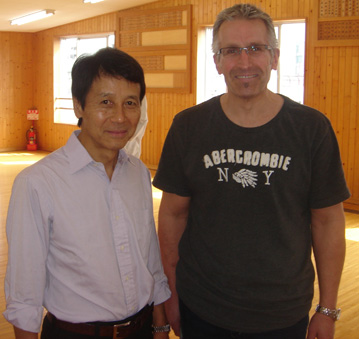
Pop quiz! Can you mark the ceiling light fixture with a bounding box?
[83,0,104,3]
[10,9,55,26]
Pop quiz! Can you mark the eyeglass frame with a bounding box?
[216,45,273,57]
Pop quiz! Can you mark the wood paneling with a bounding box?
[0,32,35,151]
[117,6,192,93]
[0,0,358,210]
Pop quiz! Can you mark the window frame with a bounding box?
[269,19,306,104]
[53,33,115,125]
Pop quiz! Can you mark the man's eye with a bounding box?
[226,48,237,54]
[125,100,138,108]
[102,99,111,105]
[249,46,263,52]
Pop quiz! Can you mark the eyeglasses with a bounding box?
[217,45,273,57]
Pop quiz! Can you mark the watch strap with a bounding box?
[315,304,341,321]
[152,324,171,333]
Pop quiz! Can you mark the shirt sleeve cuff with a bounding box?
[153,280,171,306]
[3,303,44,333]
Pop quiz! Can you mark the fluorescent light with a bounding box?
[83,0,104,3]
[10,9,55,26]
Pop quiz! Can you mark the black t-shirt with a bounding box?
[153,95,350,332]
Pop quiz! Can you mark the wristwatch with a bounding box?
[152,324,171,333]
[315,304,341,321]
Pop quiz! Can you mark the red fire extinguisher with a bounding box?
[26,125,37,151]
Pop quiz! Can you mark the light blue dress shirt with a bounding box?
[4,130,170,333]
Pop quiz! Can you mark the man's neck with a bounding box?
[220,90,284,128]
[101,153,119,180]
[77,132,119,180]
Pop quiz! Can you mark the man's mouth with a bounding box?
[235,74,257,79]
[107,130,128,137]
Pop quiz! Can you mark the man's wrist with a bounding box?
[152,324,171,333]
[315,304,341,321]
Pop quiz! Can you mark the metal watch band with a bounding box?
[315,304,341,321]
[152,324,171,333]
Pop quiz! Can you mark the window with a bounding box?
[197,21,306,104]
[268,21,306,104]
[54,34,115,125]
[197,27,227,104]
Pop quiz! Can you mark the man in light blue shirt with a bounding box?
[4,48,171,339]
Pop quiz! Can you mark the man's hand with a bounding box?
[154,332,170,339]
[307,312,335,339]
[152,303,171,338]
[14,326,38,339]
[164,295,181,336]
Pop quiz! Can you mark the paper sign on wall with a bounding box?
[27,110,39,120]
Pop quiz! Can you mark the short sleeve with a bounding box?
[309,119,350,208]
[153,115,192,197]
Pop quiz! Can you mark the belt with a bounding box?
[46,304,153,339]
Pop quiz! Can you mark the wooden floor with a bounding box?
[1,152,358,339]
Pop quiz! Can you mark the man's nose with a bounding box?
[111,106,126,122]
[236,51,251,65]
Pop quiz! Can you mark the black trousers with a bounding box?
[179,299,309,339]
[40,313,153,339]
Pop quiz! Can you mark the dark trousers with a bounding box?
[179,299,309,339]
[40,313,153,339]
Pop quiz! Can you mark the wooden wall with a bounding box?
[0,0,358,211]
[0,32,35,150]
[308,45,359,211]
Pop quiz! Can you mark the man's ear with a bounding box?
[271,48,280,71]
[73,98,83,119]
[213,54,223,75]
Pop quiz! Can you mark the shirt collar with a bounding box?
[65,130,135,174]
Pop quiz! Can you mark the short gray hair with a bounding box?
[212,3,277,54]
